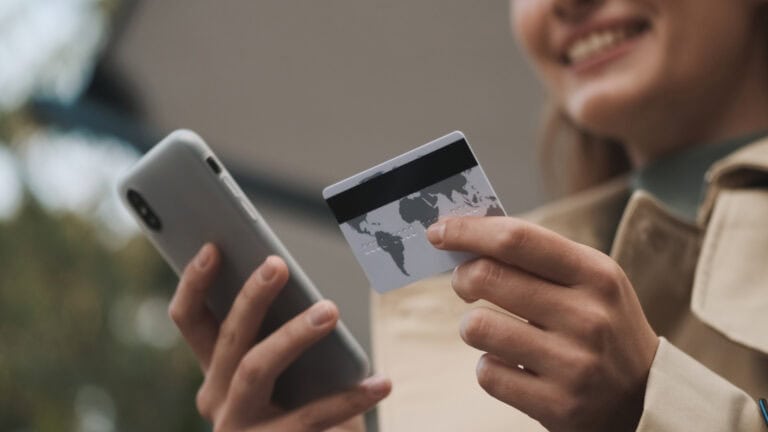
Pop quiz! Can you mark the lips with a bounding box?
[560,20,650,67]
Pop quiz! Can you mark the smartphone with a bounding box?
[117,129,370,409]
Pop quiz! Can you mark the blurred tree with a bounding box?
[0,199,207,431]
[0,1,216,429]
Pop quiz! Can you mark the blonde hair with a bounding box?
[538,103,631,197]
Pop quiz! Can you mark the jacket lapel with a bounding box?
[610,192,702,337]
[532,137,768,355]
[692,138,768,354]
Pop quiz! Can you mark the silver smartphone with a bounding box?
[117,129,370,409]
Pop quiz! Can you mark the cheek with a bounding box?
[662,11,752,93]
[511,0,552,75]
[561,4,754,137]
[562,40,664,133]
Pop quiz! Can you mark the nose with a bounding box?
[553,0,603,22]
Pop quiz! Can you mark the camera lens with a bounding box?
[145,214,161,231]
[206,156,222,175]
[126,189,162,231]
[127,189,141,205]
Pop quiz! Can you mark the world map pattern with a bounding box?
[344,168,504,279]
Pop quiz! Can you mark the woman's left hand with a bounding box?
[427,216,659,432]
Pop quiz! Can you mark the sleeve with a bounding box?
[636,337,765,431]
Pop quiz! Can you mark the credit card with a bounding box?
[323,131,506,293]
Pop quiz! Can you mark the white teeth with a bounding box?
[567,28,630,64]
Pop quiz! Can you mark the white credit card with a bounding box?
[323,131,506,293]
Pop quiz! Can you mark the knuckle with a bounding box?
[239,280,261,303]
[195,386,216,421]
[236,354,266,385]
[269,318,314,357]
[573,305,612,348]
[591,260,625,299]
[460,309,493,346]
[238,281,268,309]
[445,217,468,243]
[180,260,207,287]
[552,394,584,425]
[167,299,185,326]
[281,317,307,342]
[456,259,498,301]
[470,259,500,289]
[217,320,240,348]
[566,351,602,394]
[475,356,499,396]
[499,223,530,251]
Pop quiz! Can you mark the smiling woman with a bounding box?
[515,0,768,191]
[369,0,768,431]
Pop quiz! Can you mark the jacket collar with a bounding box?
[699,137,768,224]
[528,136,768,351]
[529,136,768,251]
[632,131,766,222]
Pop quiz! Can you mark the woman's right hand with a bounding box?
[168,243,391,432]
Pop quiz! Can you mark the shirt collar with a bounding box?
[631,131,768,222]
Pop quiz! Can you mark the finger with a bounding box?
[261,374,391,432]
[460,307,563,376]
[203,256,289,402]
[474,353,558,425]
[227,300,340,412]
[428,217,596,285]
[452,257,578,329]
[168,243,221,371]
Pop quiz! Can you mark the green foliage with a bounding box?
[0,200,207,431]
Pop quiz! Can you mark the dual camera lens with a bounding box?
[127,189,162,231]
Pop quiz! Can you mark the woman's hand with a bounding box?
[168,244,391,432]
[427,217,659,432]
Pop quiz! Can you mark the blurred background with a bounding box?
[0,0,543,430]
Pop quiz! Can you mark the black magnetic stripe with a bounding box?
[326,139,478,223]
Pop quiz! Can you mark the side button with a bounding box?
[239,198,259,219]
[222,175,241,197]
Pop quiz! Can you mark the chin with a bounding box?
[562,72,656,139]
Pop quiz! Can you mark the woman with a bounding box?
[168,0,768,430]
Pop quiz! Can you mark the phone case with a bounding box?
[117,129,370,409]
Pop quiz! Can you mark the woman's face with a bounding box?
[512,0,767,161]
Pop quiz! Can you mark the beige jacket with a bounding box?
[372,137,768,431]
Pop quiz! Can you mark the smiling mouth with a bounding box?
[562,20,650,67]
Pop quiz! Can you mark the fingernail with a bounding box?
[476,355,488,375]
[259,257,277,282]
[196,244,212,269]
[452,264,461,285]
[362,373,390,398]
[307,301,334,327]
[427,222,445,245]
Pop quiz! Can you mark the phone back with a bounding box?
[118,130,370,408]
